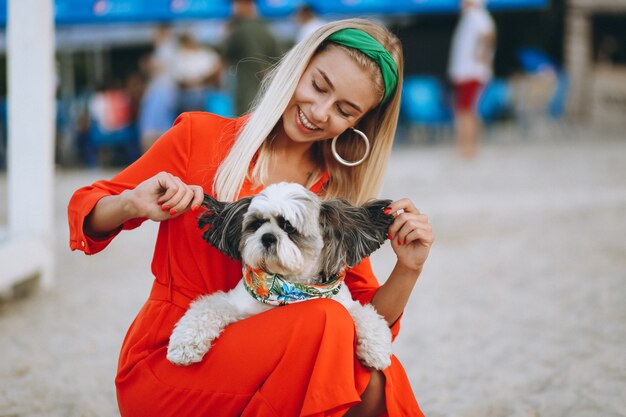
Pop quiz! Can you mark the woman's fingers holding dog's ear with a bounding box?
[127,172,204,221]
[166,184,205,217]
[387,198,434,272]
[157,175,186,213]
[126,172,179,220]
[190,185,205,213]
[393,216,433,246]
[389,212,424,244]
[161,182,205,217]
[385,198,420,218]
[387,198,423,238]
[157,173,184,207]
[145,172,203,217]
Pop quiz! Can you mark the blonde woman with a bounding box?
[68,18,434,417]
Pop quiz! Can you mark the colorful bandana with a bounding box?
[243,265,346,306]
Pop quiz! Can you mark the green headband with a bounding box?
[327,28,399,103]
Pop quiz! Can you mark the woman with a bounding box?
[68,18,434,417]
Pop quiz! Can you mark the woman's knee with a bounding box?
[287,298,355,337]
[344,370,387,417]
[294,298,353,321]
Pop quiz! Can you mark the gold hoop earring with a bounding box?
[331,128,370,167]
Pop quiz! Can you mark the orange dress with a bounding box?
[68,112,425,417]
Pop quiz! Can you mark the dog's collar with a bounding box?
[242,265,346,306]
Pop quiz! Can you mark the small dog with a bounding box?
[167,182,394,370]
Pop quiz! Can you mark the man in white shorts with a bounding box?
[448,0,496,159]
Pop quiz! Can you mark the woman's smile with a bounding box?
[296,106,322,133]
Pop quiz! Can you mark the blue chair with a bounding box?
[205,91,235,118]
[400,76,453,142]
[517,47,556,74]
[478,79,512,122]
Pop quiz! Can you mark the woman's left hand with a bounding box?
[386,198,435,273]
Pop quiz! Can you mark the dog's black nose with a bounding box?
[261,233,277,248]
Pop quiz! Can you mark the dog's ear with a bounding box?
[318,198,393,276]
[197,193,252,260]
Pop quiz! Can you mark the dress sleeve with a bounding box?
[345,258,403,339]
[67,113,193,255]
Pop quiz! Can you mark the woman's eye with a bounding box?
[337,106,351,117]
[312,80,324,93]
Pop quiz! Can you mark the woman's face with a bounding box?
[281,46,380,145]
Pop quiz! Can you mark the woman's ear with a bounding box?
[318,198,393,276]
[197,194,252,260]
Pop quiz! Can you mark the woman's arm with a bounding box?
[84,172,204,238]
[68,113,210,253]
[371,264,422,326]
[371,198,434,325]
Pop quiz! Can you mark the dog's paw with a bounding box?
[350,304,393,370]
[356,340,392,370]
[166,338,211,366]
[165,294,230,366]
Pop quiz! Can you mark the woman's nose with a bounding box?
[310,99,332,124]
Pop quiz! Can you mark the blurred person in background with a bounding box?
[68,18,434,417]
[86,79,139,166]
[124,72,145,125]
[447,0,496,159]
[173,32,223,114]
[295,4,326,43]
[222,0,280,116]
[139,24,178,153]
[89,80,134,134]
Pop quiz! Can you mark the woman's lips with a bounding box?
[296,107,321,133]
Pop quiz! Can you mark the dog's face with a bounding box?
[241,183,324,277]
[199,182,393,281]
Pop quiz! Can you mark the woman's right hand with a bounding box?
[122,171,205,221]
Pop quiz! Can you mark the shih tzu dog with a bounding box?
[166,182,395,370]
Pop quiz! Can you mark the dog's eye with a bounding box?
[283,220,297,234]
[277,216,297,234]
[246,219,266,232]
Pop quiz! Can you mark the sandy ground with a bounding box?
[1,124,625,417]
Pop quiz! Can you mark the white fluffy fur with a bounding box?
[248,182,321,237]
[167,183,392,370]
[242,183,325,279]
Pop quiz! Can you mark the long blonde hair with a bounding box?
[213,18,404,204]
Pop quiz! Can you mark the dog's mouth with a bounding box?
[252,258,290,276]
[260,247,281,266]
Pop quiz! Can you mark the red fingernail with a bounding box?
[169,209,177,216]
[191,205,199,213]
[384,208,391,214]
[157,201,164,206]
[162,205,170,211]
[387,233,392,240]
